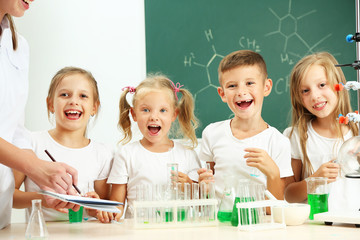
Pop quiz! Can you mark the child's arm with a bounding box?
[244,148,284,200]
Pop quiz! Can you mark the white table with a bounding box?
[1,219,359,240]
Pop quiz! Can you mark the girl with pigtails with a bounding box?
[99,74,201,222]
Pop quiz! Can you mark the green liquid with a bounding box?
[231,197,258,226]
[162,208,186,222]
[308,193,329,220]
[217,211,232,222]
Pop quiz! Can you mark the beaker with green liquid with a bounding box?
[217,176,236,223]
[305,177,328,220]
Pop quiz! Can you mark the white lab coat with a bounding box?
[0,16,31,229]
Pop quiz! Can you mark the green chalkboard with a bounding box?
[145,0,356,137]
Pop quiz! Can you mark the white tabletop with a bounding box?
[1,219,359,240]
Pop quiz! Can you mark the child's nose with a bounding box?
[69,96,79,105]
[150,112,158,121]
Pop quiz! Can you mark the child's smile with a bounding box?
[236,99,253,109]
[64,109,82,120]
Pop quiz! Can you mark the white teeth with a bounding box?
[313,102,326,109]
[23,0,31,4]
[66,110,81,114]
[149,125,159,127]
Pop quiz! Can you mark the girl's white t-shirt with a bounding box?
[284,122,360,211]
[107,141,201,218]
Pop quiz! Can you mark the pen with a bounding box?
[44,149,82,195]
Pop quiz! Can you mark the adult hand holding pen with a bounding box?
[0,138,78,195]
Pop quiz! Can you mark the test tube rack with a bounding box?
[236,200,287,231]
[132,198,218,229]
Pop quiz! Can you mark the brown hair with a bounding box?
[289,52,358,179]
[218,50,268,85]
[46,66,100,119]
[119,73,198,148]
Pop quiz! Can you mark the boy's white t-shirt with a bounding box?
[199,119,293,200]
[107,141,201,218]
[283,122,360,211]
[24,131,113,221]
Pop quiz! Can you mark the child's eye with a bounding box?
[301,89,309,94]
[227,84,236,88]
[160,109,167,113]
[60,93,69,97]
[319,83,326,88]
[246,81,255,86]
[80,94,88,98]
[142,108,149,113]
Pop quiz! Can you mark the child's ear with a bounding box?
[91,100,100,116]
[130,107,137,122]
[46,97,54,113]
[217,87,227,103]
[172,108,179,122]
[264,78,273,97]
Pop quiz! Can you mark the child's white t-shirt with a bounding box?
[24,131,113,221]
[199,119,293,200]
[283,122,360,211]
[107,141,201,218]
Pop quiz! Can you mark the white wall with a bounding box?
[12,0,146,223]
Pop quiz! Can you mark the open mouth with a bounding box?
[65,110,82,119]
[236,99,253,108]
[148,125,161,134]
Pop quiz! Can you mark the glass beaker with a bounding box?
[25,199,49,240]
[305,177,329,220]
[217,176,236,223]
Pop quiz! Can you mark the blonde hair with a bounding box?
[119,73,198,148]
[289,52,358,179]
[46,66,100,120]
[3,14,17,50]
[218,49,268,85]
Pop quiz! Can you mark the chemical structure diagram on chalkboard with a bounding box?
[183,0,334,99]
[265,0,332,66]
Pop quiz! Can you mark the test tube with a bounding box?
[200,182,208,221]
[167,163,178,187]
[191,183,199,222]
[183,183,191,222]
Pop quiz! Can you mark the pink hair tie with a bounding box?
[169,80,184,101]
[122,86,136,94]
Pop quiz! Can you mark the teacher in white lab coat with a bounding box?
[0,0,79,229]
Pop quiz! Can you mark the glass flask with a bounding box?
[25,199,49,240]
[217,176,236,223]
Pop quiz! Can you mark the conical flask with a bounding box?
[217,176,236,222]
[25,199,49,239]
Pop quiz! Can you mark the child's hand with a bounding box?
[311,161,339,183]
[97,206,124,223]
[197,168,214,184]
[177,171,193,185]
[97,210,116,223]
[83,191,101,217]
[244,148,280,179]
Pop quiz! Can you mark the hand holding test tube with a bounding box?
[197,162,215,184]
